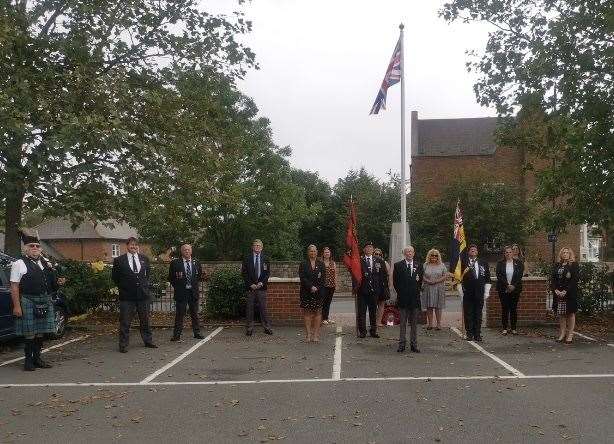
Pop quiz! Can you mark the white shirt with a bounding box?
[470,258,479,278]
[506,260,514,284]
[365,256,373,269]
[10,257,44,283]
[128,253,141,273]
[405,260,413,270]
[183,258,193,275]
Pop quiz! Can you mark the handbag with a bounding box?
[33,303,49,319]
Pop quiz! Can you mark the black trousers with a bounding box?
[357,292,377,335]
[119,299,153,347]
[246,289,271,331]
[399,307,418,347]
[173,297,201,337]
[321,287,335,320]
[499,292,520,330]
[462,290,484,338]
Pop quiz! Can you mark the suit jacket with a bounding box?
[168,257,201,301]
[241,252,271,291]
[298,260,326,298]
[357,256,389,299]
[111,253,151,301]
[461,257,491,299]
[393,260,423,309]
[551,261,579,313]
[495,259,524,296]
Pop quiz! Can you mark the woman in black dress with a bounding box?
[298,245,326,342]
[551,247,579,344]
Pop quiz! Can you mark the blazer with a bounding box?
[168,257,202,301]
[241,252,271,291]
[551,261,579,313]
[357,256,389,298]
[393,260,423,309]
[461,257,491,298]
[495,259,524,296]
[111,253,151,301]
[298,259,326,298]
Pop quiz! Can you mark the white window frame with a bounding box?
[111,243,120,258]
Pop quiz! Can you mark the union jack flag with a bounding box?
[369,37,402,115]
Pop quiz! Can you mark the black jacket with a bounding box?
[495,259,524,296]
[111,253,151,301]
[357,256,389,299]
[393,260,423,309]
[168,257,201,301]
[461,257,491,298]
[551,261,579,313]
[241,252,271,291]
[298,260,326,298]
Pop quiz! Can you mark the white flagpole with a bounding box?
[399,23,408,249]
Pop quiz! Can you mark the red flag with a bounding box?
[342,200,362,289]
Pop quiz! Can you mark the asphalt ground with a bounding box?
[1,321,613,443]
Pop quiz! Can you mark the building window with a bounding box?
[111,244,120,258]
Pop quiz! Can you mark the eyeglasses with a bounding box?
[28,244,41,248]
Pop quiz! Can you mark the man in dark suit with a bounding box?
[393,246,423,353]
[357,241,388,338]
[461,244,491,342]
[241,239,272,336]
[111,237,157,352]
[169,243,204,341]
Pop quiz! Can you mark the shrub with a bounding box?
[205,266,245,319]
[577,262,612,315]
[57,259,114,315]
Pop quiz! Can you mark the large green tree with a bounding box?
[0,0,256,255]
[440,0,614,231]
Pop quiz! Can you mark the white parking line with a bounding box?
[573,331,597,342]
[332,326,342,380]
[0,335,89,367]
[607,344,614,348]
[450,327,525,377]
[139,327,223,383]
[3,373,614,388]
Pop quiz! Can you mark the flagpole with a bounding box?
[399,23,407,249]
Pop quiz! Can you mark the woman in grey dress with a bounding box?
[420,249,451,330]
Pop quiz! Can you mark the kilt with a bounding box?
[14,293,55,338]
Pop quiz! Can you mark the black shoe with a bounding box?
[370,332,380,339]
[465,335,474,341]
[144,342,158,348]
[23,341,35,371]
[358,333,366,338]
[264,329,273,335]
[170,336,181,342]
[32,339,52,368]
[193,333,205,339]
[119,346,128,353]
[410,345,421,353]
[246,330,253,336]
[397,345,406,353]
[474,336,483,342]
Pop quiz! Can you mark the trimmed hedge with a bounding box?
[205,266,246,319]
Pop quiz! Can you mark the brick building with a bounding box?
[33,218,155,262]
[409,110,604,263]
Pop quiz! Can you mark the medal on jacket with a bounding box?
[566,271,571,279]
[263,263,268,271]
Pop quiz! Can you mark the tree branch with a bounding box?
[38,1,68,37]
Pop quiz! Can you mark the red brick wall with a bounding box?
[486,277,550,327]
[266,278,303,325]
[46,239,155,262]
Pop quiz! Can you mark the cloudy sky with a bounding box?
[211,0,497,184]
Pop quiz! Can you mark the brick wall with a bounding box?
[201,261,354,293]
[47,239,155,262]
[266,278,303,325]
[485,277,551,327]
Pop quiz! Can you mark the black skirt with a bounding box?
[300,291,323,312]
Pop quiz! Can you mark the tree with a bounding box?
[440,0,614,231]
[409,178,529,261]
[0,0,256,255]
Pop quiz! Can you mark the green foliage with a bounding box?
[440,0,614,230]
[58,260,113,315]
[205,267,246,319]
[409,178,529,261]
[0,0,257,255]
[577,262,612,315]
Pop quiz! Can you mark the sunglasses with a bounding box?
[28,244,42,248]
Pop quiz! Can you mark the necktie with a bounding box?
[255,254,261,280]
[185,260,192,289]
[369,257,372,271]
[472,260,478,278]
[132,254,138,273]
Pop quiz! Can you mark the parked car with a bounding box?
[0,252,69,341]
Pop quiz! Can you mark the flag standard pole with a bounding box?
[399,23,407,249]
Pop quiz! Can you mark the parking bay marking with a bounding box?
[332,326,343,380]
[450,327,525,377]
[139,326,224,383]
[0,335,89,368]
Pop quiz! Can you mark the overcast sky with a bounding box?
[210,0,497,185]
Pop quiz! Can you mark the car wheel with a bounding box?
[49,308,67,339]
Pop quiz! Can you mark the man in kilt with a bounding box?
[9,230,58,371]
